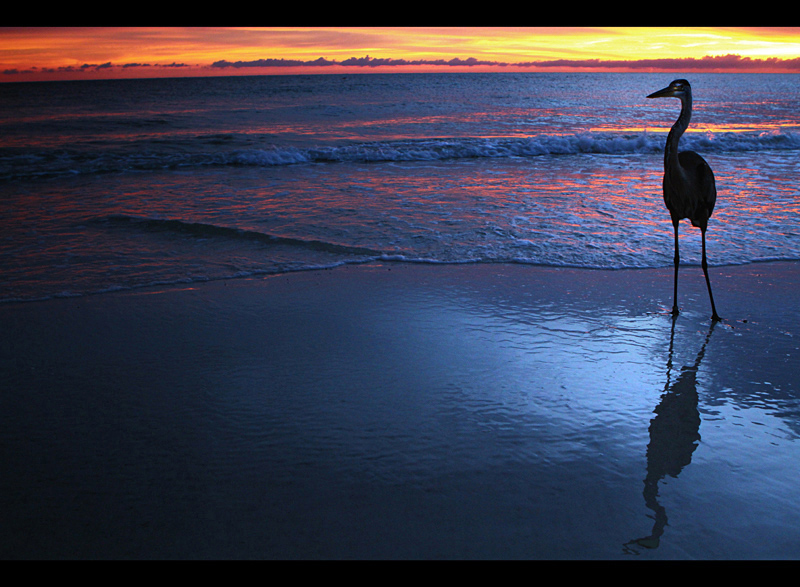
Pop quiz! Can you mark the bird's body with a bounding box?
[647,79,721,321]
[664,151,716,228]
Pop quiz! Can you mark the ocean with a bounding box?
[2,72,800,303]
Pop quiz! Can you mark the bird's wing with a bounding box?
[679,151,717,218]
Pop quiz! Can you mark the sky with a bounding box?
[3,27,800,82]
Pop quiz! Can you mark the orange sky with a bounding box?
[3,27,800,82]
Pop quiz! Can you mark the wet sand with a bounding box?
[2,261,800,559]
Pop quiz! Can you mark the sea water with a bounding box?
[2,72,800,302]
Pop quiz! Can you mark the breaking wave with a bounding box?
[3,129,800,181]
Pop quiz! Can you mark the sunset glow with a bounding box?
[3,27,800,82]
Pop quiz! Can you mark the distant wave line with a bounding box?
[94,214,385,257]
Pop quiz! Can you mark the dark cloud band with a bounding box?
[6,53,800,77]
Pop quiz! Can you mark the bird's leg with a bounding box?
[701,228,721,322]
[672,221,680,316]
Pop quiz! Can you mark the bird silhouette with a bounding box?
[647,79,721,322]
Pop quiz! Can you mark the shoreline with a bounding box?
[4,257,800,313]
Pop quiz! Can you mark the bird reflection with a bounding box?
[624,318,715,553]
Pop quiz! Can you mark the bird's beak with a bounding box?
[647,86,675,99]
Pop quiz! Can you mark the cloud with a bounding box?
[210,55,510,69]
[335,56,507,67]
[6,53,800,79]
[211,57,335,68]
[525,54,800,71]
[79,62,113,71]
[208,53,800,72]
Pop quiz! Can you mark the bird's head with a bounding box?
[647,79,691,100]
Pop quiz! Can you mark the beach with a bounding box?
[2,260,800,559]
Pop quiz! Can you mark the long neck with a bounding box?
[664,93,692,170]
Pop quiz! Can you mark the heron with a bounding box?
[647,79,721,322]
